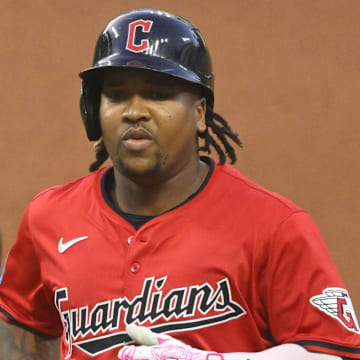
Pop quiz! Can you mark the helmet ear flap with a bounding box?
[80,82,102,141]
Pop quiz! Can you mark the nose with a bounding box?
[122,94,150,123]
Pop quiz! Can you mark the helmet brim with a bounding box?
[79,53,214,107]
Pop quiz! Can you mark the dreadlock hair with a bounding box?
[89,106,242,172]
[199,107,242,165]
[89,137,109,172]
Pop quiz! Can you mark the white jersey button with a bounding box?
[131,263,140,273]
[128,236,134,245]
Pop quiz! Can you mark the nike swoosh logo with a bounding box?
[58,236,88,253]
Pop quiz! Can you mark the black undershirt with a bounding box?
[101,156,214,230]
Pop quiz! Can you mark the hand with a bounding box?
[118,325,341,360]
[118,324,224,360]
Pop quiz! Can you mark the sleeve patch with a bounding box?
[310,287,360,334]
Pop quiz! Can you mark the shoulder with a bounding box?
[27,167,108,219]
[212,162,302,216]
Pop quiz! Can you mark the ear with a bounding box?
[195,97,207,133]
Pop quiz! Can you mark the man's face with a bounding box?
[100,68,206,182]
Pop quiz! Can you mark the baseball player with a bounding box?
[0,8,359,360]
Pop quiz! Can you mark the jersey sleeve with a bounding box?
[267,211,360,359]
[0,206,62,337]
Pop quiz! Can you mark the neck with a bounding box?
[111,159,209,216]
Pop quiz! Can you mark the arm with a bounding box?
[223,345,341,360]
[118,324,341,360]
[0,319,60,360]
[0,215,63,359]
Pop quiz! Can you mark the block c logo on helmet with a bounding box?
[126,19,154,53]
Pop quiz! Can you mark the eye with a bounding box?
[103,89,129,102]
[145,89,175,101]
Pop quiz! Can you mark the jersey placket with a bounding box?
[126,233,147,274]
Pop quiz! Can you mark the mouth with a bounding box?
[121,128,153,152]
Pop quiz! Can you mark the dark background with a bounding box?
[1,0,359,311]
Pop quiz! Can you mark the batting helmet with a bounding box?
[79,8,214,141]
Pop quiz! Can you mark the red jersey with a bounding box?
[0,158,359,359]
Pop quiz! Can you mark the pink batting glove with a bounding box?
[118,325,341,360]
[118,324,223,360]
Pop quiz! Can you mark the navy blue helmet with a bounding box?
[79,9,214,140]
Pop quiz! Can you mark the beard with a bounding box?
[114,150,169,185]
